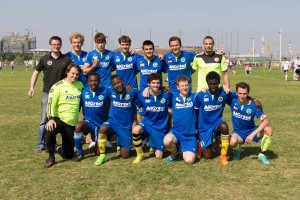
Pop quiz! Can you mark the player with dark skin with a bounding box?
[195,77,230,160]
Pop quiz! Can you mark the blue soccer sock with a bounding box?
[74,132,84,155]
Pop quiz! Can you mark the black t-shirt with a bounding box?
[35,52,72,93]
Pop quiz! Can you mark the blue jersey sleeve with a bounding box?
[194,92,202,109]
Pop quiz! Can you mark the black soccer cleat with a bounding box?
[44,157,55,168]
[73,154,84,162]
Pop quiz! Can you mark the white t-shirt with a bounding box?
[282,61,290,70]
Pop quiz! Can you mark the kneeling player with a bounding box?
[73,73,108,162]
[164,76,197,164]
[132,73,171,163]
[94,75,139,165]
[229,82,273,165]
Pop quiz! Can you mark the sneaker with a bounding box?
[36,145,46,153]
[44,157,55,168]
[133,154,144,164]
[149,147,154,154]
[56,145,67,159]
[106,141,113,148]
[166,153,178,163]
[220,154,229,166]
[89,142,95,148]
[116,146,121,152]
[233,148,241,160]
[73,154,84,162]
[258,154,270,165]
[94,154,106,166]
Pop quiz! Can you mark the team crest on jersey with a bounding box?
[140,62,145,67]
[111,93,116,98]
[145,99,151,103]
[85,93,90,99]
[160,98,166,104]
[47,61,52,65]
[246,108,252,114]
[214,57,220,62]
[125,94,130,100]
[49,88,54,93]
[168,59,172,63]
[204,98,209,102]
[218,97,223,102]
[176,97,180,102]
[83,57,87,62]
[153,62,158,67]
[128,57,132,62]
[98,95,104,100]
[93,56,98,60]
[105,55,110,60]
[233,105,238,110]
[180,57,186,62]
[116,56,120,62]
[187,97,191,102]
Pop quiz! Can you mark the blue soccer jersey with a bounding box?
[194,89,236,132]
[136,56,166,91]
[164,51,196,93]
[65,51,88,87]
[137,91,171,132]
[106,87,139,129]
[229,98,267,132]
[171,92,197,135]
[81,86,108,127]
[85,49,115,87]
[112,52,140,88]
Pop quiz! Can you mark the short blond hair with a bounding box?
[69,32,85,43]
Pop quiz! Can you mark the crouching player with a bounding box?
[163,76,197,164]
[94,75,139,165]
[194,72,236,166]
[132,73,171,163]
[73,72,108,162]
[229,82,273,165]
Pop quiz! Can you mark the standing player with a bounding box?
[94,75,140,165]
[112,35,140,88]
[83,32,115,88]
[65,32,88,87]
[44,64,84,168]
[136,40,166,92]
[192,36,230,93]
[25,60,29,71]
[10,60,15,73]
[73,72,108,162]
[132,73,171,163]
[194,71,235,166]
[28,36,73,152]
[163,76,197,164]
[229,82,273,165]
[281,57,290,81]
[164,36,196,93]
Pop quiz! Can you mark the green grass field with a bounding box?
[0,65,299,200]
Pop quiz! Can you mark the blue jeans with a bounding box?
[37,92,48,148]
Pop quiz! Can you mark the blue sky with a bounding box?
[1,0,299,56]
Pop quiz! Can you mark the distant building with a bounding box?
[0,32,36,53]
